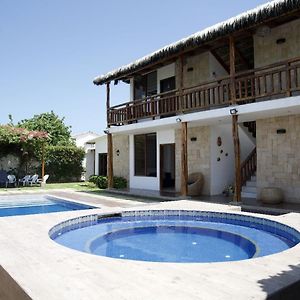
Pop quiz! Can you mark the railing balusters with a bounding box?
[107,57,300,126]
[241,147,257,187]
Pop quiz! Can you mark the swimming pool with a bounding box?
[0,195,95,217]
[50,210,300,263]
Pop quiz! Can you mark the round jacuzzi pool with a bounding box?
[49,210,300,263]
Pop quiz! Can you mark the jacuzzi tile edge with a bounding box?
[49,210,300,245]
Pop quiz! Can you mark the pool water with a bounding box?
[51,211,300,263]
[89,225,256,262]
[0,195,95,217]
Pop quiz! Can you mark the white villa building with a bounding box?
[93,0,300,203]
[72,131,100,180]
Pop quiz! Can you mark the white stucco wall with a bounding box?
[129,129,175,190]
[210,124,255,195]
[85,150,95,178]
[73,132,100,149]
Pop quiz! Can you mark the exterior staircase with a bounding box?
[241,173,257,198]
[241,121,257,199]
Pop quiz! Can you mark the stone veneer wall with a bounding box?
[256,115,300,203]
[175,126,211,194]
[254,18,300,68]
[113,135,129,182]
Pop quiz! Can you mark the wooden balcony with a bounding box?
[107,57,300,126]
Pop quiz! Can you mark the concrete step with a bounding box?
[241,191,257,198]
[251,175,257,181]
[242,186,257,193]
[246,180,257,187]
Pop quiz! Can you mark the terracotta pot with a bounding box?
[260,187,284,204]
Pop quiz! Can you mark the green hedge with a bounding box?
[89,175,127,189]
[45,146,85,182]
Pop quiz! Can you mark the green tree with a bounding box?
[18,111,75,146]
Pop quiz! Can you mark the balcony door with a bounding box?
[134,71,157,100]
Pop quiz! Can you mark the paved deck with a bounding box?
[103,188,300,215]
[0,193,300,299]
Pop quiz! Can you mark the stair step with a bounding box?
[246,181,257,187]
[241,191,257,199]
[242,186,257,193]
[251,175,256,181]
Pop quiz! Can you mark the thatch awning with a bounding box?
[93,0,300,86]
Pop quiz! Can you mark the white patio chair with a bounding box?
[6,175,17,188]
[28,174,39,186]
[19,175,31,187]
[37,174,49,185]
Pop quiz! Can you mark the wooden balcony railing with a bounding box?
[108,57,300,126]
[241,147,257,187]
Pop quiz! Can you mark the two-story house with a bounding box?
[93,0,300,203]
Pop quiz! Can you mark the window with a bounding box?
[134,71,157,99]
[160,76,176,93]
[134,133,157,177]
[98,153,107,176]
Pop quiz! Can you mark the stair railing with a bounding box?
[241,147,257,186]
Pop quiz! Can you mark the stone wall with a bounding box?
[113,134,129,182]
[256,115,300,203]
[175,51,228,91]
[0,154,39,175]
[0,154,20,172]
[175,126,211,194]
[254,18,300,68]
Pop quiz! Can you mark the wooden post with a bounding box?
[181,121,188,196]
[41,142,45,179]
[106,82,114,189]
[286,62,291,97]
[106,82,111,127]
[178,55,184,112]
[229,36,236,104]
[232,115,241,202]
[230,35,241,201]
[107,133,113,189]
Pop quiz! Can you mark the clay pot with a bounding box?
[260,187,284,204]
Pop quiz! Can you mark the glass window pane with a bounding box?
[146,71,157,96]
[146,133,157,177]
[134,135,145,176]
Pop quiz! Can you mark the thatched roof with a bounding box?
[93,0,300,86]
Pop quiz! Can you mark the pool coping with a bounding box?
[0,199,300,299]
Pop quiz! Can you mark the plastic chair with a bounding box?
[28,174,39,186]
[37,174,49,184]
[19,175,31,187]
[6,175,17,188]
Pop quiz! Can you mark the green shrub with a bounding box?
[45,146,85,182]
[88,175,98,184]
[96,176,108,189]
[88,175,127,189]
[113,176,127,189]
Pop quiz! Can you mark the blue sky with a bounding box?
[0,0,268,134]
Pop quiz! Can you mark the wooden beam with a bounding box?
[178,55,184,112]
[107,133,114,189]
[181,121,188,196]
[229,36,236,104]
[106,82,110,128]
[211,49,230,74]
[232,115,241,202]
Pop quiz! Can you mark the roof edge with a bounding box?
[93,0,300,86]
